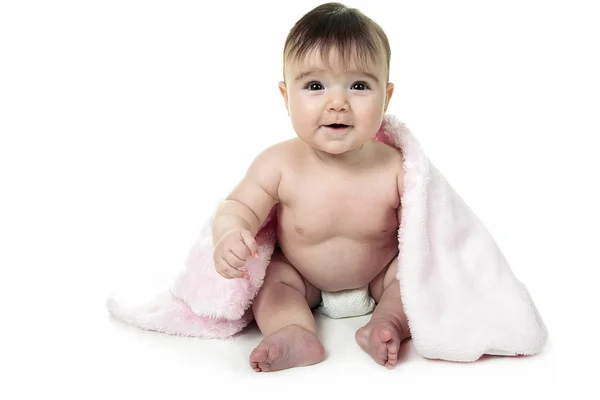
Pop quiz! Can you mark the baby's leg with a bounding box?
[355,255,411,369]
[250,250,324,372]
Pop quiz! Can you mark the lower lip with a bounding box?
[322,125,352,137]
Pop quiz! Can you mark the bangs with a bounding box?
[286,38,383,75]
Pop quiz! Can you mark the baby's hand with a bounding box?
[213,228,258,279]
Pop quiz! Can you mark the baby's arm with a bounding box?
[213,146,281,240]
[212,145,282,278]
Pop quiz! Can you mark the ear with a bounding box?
[278,81,290,115]
[384,82,394,112]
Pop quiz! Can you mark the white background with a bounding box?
[1,0,599,398]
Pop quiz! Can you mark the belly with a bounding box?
[276,207,400,292]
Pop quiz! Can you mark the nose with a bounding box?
[326,88,348,112]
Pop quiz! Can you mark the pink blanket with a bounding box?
[107,114,548,362]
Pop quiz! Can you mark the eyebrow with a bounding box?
[293,69,380,83]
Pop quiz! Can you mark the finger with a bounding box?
[225,251,246,269]
[220,257,248,279]
[229,248,246,262]
[214,260,233,279]
[220,269,233,279]
[231,241,251,260]
[240,230,259,258]
[225,265,247,279]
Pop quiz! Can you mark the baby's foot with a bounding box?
[249,325,325,372]
[355,317,409,369]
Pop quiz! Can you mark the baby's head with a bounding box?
[279,2,394,157]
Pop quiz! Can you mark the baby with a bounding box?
[212,2,409,372]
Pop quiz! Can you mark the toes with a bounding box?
[249,326,324,372]
[251,362,262,372]
[387,338,399,356]
[369,333,389,365]
[370,328,390,353]
[250,346,269,372]
[365,324,401,368]
[259,362,271,372]
[385,345,399,368]
[376,346,389,365]
[377,327,392,343]
[249,343,283,372]
[249,346,267,363]
[384,330,400,368]
[387,348,398,363]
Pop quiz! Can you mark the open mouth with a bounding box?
[326,124,350,129]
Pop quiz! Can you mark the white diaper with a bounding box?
[315,285,376,319]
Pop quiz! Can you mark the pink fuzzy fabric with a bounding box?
[107,114,548,361]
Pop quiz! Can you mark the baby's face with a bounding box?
[279,47,393,156]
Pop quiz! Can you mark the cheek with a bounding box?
[350,95,386,133]
[354,95,384,118]
[288,94,313,134]
[287,92,303,113]
[289,93,321,119]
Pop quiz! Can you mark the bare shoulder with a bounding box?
[242,139,298,198]
[371,139,405,191]
[250,138,301,170]
[262,137,308,168]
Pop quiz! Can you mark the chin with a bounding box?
[317,141,358,155]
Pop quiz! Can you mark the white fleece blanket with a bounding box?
[107,114,548,362]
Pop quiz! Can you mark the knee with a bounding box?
[253,260,304,306]
[262,254,306,294]
[252,280,278,308]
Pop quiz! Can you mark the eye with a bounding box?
[351,81,370,90]
[305,81,323,91]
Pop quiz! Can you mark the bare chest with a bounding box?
[277,169,401,243]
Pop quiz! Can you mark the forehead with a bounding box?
[285,45,385,78]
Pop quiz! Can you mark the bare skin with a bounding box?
[245,138,409,372]
[356,255,411,369]
[212,45,406,372]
